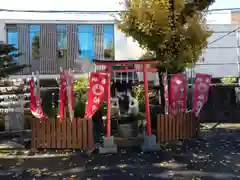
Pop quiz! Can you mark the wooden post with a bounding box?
[106,67,111,137]
[143,64,152,136]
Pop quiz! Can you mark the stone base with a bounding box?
[0,140,25,149]
[141,135,161,152]
[99,136,117,154]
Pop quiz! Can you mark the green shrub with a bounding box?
[132,84,145,112]
[74,76,88,101]
[74,77,89,117]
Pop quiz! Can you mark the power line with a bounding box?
[0,9,120,13]
[207,8,240,12]
[207,46,240,49]
[208,27,240,46]
[0,7,240,13]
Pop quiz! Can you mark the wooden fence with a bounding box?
[157,112,199,143]
[31,118,93,149]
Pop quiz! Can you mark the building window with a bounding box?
[6,25,18,58]
[77,25,94,60]
[103,25,114,60]
[56,25,67,58]
[29,25,40,60]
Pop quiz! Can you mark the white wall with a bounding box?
[194,24,240,78]
[0,20,6,42]
[114,26,128,60]
[114,26,145,60]
[0,11,115,23]
[126,37,145,59]
[206,10,231,24]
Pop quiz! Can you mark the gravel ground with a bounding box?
[0,124,240,180]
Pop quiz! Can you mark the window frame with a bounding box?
[103,24,115,60]
[77,24,95,60]
[29,24,41,60]
[56,24,67,58]
[6,24,18,46]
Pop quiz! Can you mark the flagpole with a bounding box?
[36,71,40,115]
[65,70,70,120]
[67,68,74,121]
[164,70,169,115]
[59,67,65,120]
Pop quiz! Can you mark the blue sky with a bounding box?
[1,0,240,25]
[209,0,240,10]
[1,0,240,11]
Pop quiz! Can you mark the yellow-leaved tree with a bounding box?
[118,0,215,73]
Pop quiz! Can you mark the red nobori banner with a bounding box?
[192,73,212,116]
[84,72,108,120]
[29,79,47,120]
[169,74,187,113]
[58,70,75,121]
[58,71,67,121]
[162,72,169,114]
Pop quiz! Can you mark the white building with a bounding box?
[0,11,145,77]
[192,10,240,78]
[192,24,240,78]
[1,10,239,78]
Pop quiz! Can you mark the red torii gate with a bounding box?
[93,59,161,138]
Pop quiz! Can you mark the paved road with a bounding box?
[0,125,240,179]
